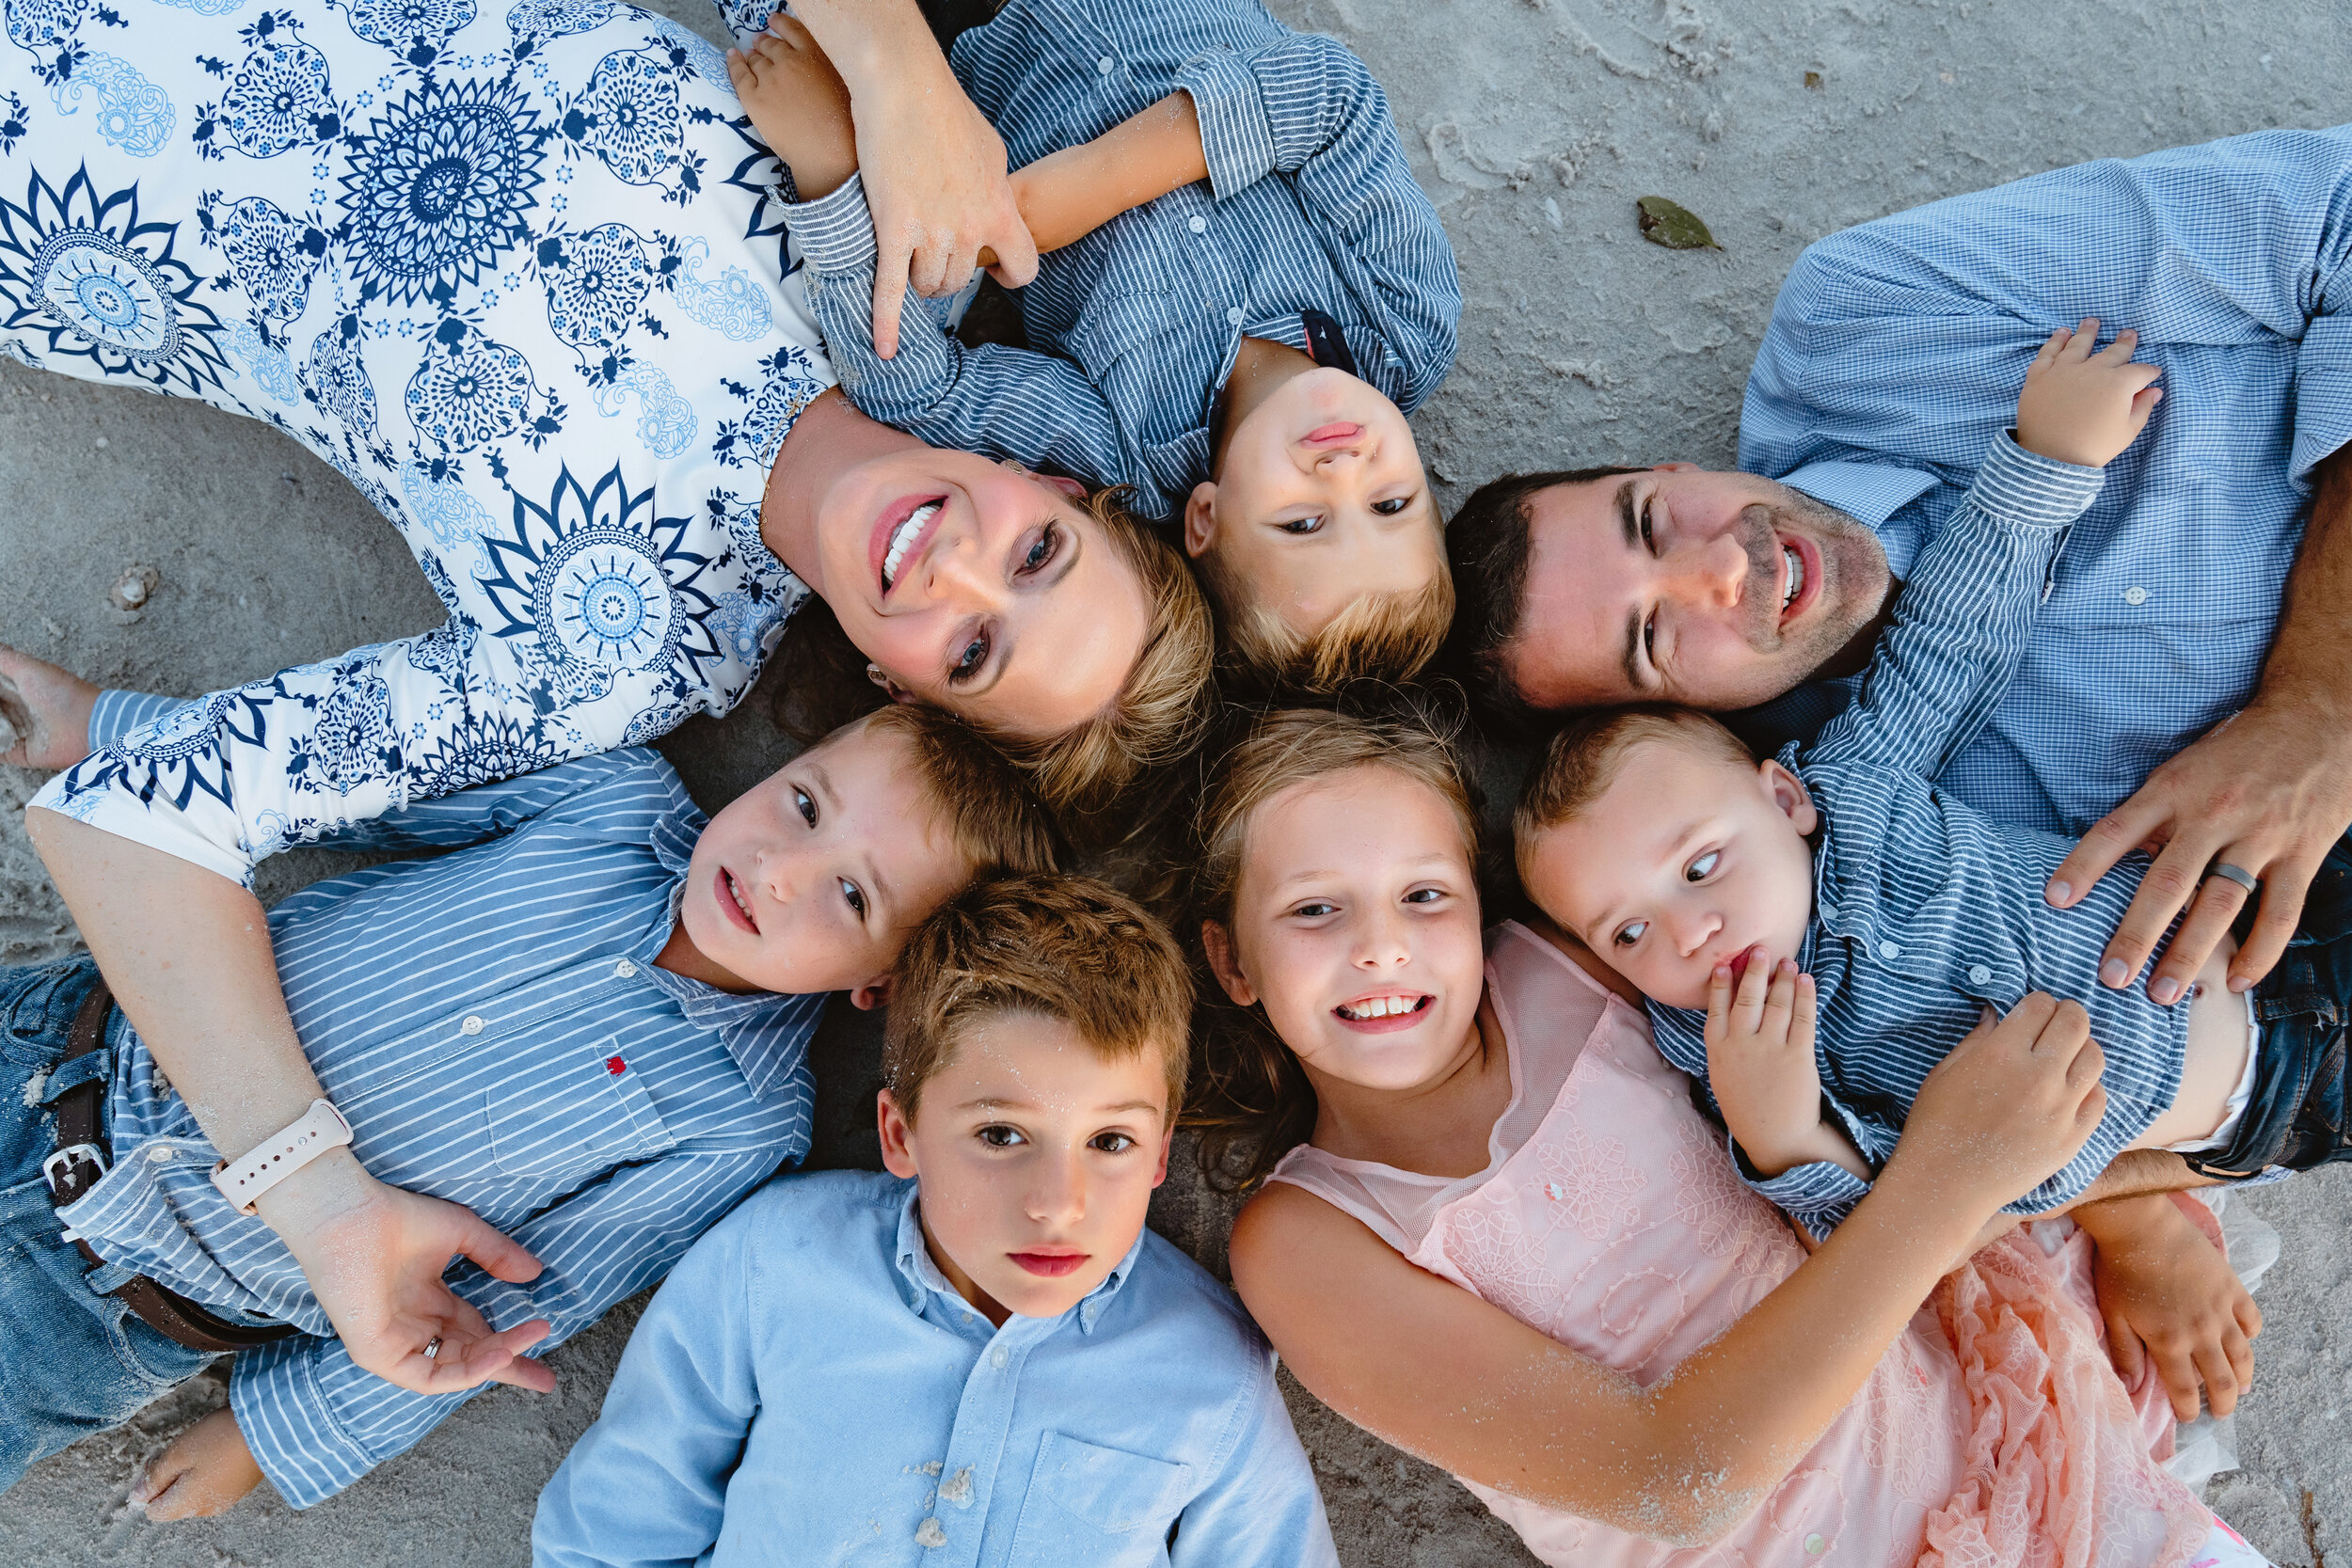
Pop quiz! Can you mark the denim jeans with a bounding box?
[2185,833,2352,1180]
[0,958,214,1497]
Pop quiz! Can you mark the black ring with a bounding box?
[2206,862,2260,895]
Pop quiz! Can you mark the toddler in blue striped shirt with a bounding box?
[728,0,1460,692]
[1510,322,2347,1238]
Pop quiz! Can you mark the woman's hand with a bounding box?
[0,643,98,769]
[260,1152,557,1397]
[1892,993,2107,1215]
[133,1408,262,1521]
[2078,1193,2261,1419]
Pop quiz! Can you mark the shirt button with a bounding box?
[1878,941,1902,960]
[1968,963,1993,986]
[990,1345,1009,1370]
[612,958,637,979]
[1187,214,1207,234]
[149,1145,175,1164]
[1096,55,1114,74]
[2122,585,2148,606]
[1226,306,1244,326]
[459,1015,485,1035]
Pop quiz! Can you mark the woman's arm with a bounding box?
[1232,994,2108,1544]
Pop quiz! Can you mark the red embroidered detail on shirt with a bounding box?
[605,1056,627,1076]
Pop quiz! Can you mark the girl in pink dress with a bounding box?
[1191,706,2268,1568]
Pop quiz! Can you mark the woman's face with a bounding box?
[811,450,1151,737]
[1210,766,1487,1094]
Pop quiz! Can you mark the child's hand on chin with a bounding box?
[131,1407,265,1521]
[1705,947,1832,1178]
[2015,316,2164,467]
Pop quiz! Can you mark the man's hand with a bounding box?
[133,1408,263,1521]
[2078,1193,2260,1420]
[787,0,1038,358]
[0,643,98,770]
[2048,443,2352,1002]
[263,1154,556,1397]
[2014,318,2163,468]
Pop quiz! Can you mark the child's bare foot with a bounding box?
[727,14,858,200]
[0,643,97,770]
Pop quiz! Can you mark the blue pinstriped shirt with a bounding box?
[783,0,1459,521]
[1738,125,2352,837]
[1651,436,2201,1238]
[57,693,824,1510]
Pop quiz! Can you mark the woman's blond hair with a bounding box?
[1185,701,1480,1188]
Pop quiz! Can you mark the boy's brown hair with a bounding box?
[862,705,1065,879]
[884,873,1194,1118]
[1514,703,1757,853]
[1194,549,1454,695]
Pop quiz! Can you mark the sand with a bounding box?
[0,0,2344,1561]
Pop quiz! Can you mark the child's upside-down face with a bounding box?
[880,1011,1172,1326]
[673,714,970,1002]
[1522,738,1820,1011]
[1186,367,1444,641]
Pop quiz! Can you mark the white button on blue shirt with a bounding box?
[1226,307,1245,326]
[2123,585,2149,606]
[1188,214,1207,234]
[1096,54,1114,73]
[1879,941,1901,960]
[1968,963,1994,986]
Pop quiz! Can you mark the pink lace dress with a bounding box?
[1267,922,2214,1568]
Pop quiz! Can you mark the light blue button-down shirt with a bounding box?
[532,1170,1337,1568]
[58,692,824,1510]
[1738,124,2352,835]
[783,0,1459,521]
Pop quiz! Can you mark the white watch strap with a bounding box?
[211,1099,355,1215]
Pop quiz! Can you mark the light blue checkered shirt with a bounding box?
[58,693,824,1510]
[1739,124,2352,835]
[782,0,1459,521]
[1651,436,2200,1238]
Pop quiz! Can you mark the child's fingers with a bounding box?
[1791,971,1817,1048]
[1703,961,1733,1039]
[2060,316,2101,360]
[2092,326,2140,363]
[1729,945,1772,1036]
[2031,326,2072,370]
[724,47,751,88]
[1758,959,1798,1043]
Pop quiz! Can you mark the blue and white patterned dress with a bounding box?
[4,0,834,877]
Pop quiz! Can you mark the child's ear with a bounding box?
[1759,759,1820,835]
[1182,483,1218,559]
[877,1088,920,1180]
[1150,1126,1173,1190]
[1200,919,1256,1006]
[848,973,895,1011]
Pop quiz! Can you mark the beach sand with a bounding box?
[0,0,2344,1560]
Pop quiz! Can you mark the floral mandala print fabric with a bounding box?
[1,0,836,876]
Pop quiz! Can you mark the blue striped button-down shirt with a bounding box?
[1652,436,2198,1237]
[784,0,1460,521]
[1738,125,2352,835]
[533,1171,1338,1568]
[57,693,824,1509]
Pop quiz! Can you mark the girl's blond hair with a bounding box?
[1185,701,1480,1187]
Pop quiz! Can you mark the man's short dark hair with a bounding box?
[1441,467,1646,732]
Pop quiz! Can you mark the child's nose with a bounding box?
[1670,906,1723,958]
[1026,1154,1087,1224]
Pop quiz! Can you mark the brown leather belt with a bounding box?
[43,977,296,1354]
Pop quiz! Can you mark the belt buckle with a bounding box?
[42,1142,108,1201]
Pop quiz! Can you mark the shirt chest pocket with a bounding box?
[485,1045,675,1179]
[1007,1433,1190,1566]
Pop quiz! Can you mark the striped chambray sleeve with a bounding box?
[1175,33,1458,413]
[231,1145,787,1509]
[1808,432,2103,783]
[787,173,1153,503]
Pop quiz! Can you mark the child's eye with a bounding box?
[1614,920,1649,948]
[793,786,817,829]
[1371,495,1412,516]
[1279,515,1326,536]
[1090,1131,1136,1154]
[1685,850,1720,882]
[1020,523,1061,575]
[1404,886,1445,905]
[1290,900,1337,918]
[977,1124,1026,1149]
[839,879,866,919]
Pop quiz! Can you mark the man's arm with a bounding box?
[2051,439,2352,1001]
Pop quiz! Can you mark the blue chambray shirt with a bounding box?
[1650,437,2201,1238]
[782,0,1459,521]
[532,1171,1337,1568]
[57,693,824,1510]
[1738,125,2352,835]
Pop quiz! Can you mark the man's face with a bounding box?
[879,1012,1172,1324]
[1501,466,1892,712]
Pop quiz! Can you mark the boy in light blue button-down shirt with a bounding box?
[1511,323,2336,1241]
[533,874,1336,1568]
